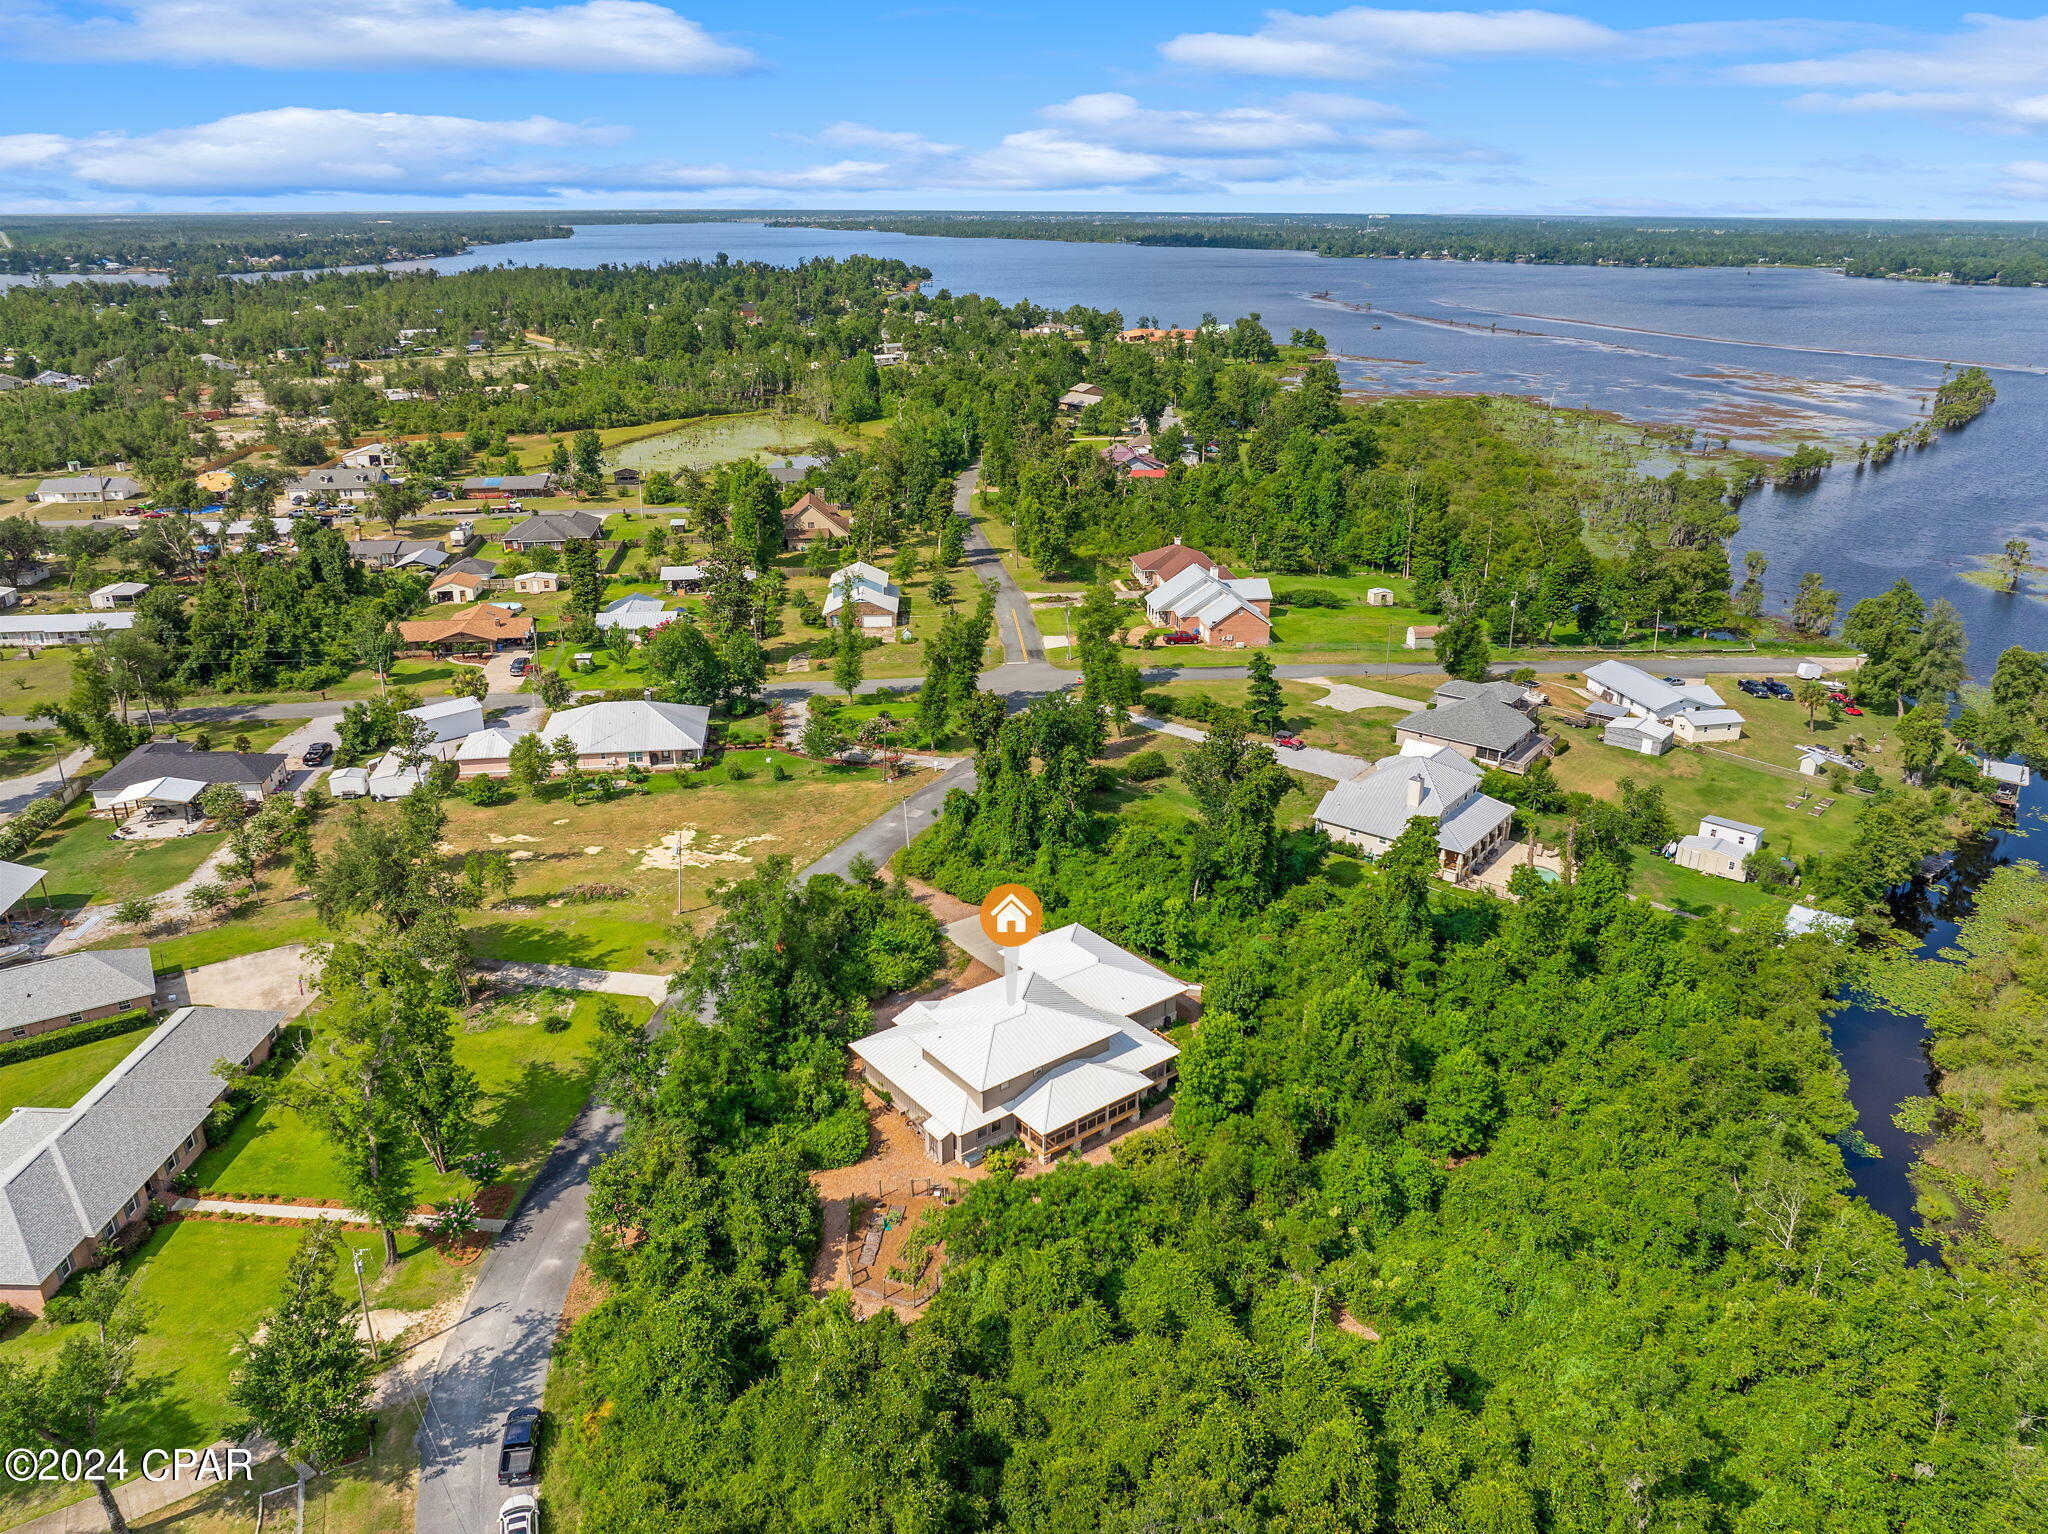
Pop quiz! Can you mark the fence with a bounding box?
[1693,744,1810,783]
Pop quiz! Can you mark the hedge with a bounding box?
[0,1007,156,1070]
[0,793,67,862]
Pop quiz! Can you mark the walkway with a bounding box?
[173,1197,509,1234]
[471,958,670,1003]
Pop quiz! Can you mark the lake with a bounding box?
[412,220,2048,670]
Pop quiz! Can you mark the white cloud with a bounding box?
[1992,159,2048,197]
[18,109,624,195]
[1735,16,2048,131]
[1036,91,1421,153]
[8,0,757,73]
[1160,6,1871,79]
[813,123,960,155]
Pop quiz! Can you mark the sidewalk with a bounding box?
[173,1197,508,1234]
[472,958,671,1002]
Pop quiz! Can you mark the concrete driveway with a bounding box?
[158,942,318,1016]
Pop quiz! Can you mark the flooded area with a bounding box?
[610,412,855,473]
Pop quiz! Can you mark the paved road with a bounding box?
[955,465,1044,668]
[0,746,91,816]
[414,1099,620,1534]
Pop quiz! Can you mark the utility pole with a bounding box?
[351,1248,378,1352]
[674,826,683,915]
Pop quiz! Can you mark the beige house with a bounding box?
[511,571,560,594]
[781,490,854,547]
[1669,708,1746,745]
[1671,815,1763,882]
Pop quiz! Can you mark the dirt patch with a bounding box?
[559,1262,609,1334]
[632,827,778,870]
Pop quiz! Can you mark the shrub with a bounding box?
[457,1149,503,1186]
[1124,750,1171,782]
[429,1199,479,1239]
[725,764,753,782]
[1280,587,1345,609]
[1854,766,1882,792]
[463,774,511,807]
[770,761,791,781]
[797,1104,871,1170]
[980,1139,1032,1176]
[0,1008,155,1070]
[541,1014,571,1034]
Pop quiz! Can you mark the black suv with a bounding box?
[498,1407,541,1486]
[302,741,333,766]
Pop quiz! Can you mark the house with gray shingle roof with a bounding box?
[1431,678,1538,712]
[0,950,155,1042]
[1313,746,1515,879]
[1394,696,1552,774]
[0,1006,281,1313]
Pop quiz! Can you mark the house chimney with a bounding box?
[1406,773,1426,809]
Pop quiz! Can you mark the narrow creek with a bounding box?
[1831,775,2044,1261]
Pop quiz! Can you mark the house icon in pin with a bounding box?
[989,892,1034,935]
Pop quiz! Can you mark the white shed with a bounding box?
[1365,588,1396,607]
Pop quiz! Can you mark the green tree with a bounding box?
[1244,650,1285,735]
[507,731,552,796]
[831,610,865,701]
[1433,610,1491,681]
[1789,571,1840,638]
[572,429,604,478]
[229,1225,373,1466]
[0,1268,155,1533]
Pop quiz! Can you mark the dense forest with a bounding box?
[757,211,2048,287]
[551,769,2046,1530]
[0,212,584,275]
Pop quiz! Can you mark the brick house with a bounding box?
[0,1007,282,1314]
[0,949,155,1043]
[1142,564,1273,648]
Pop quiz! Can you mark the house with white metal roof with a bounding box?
[1008,923,1190,1029]
[0,950,155,1042]
[1603,713,1675,755]
[542,700,708,769]
[1143,563,1272,648]
[1671,815,1763,882]
[1582,660,1732,723]
[1669,708,1745,745]
[851,937,1182,1166]
[0,861,48,928]
[0,1006,281,1314]
[404,696,486,745]
[823,561,902,631]
[88,581,149,610]
[1313,746,1515,879]
[0,611,137,648]
[594,594,674,635]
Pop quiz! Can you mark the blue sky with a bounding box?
[6,3,2048,216]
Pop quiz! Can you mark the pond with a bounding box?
[610,413,857,475]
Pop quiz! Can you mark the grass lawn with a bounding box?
[446,759,907,966]
[191,991,652,1205]
[18,799,226,911]
[0,1029,152,1118]
[0,1222,450,1526]
[0,730,75,779]
[0,648,80,715]
[138,901,328,973]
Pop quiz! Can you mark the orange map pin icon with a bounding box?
[978,884,1042,948]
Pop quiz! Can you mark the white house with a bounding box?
[1313,746,1515,880]
[594,594,673,636]
[0,612,137,649]
[1669,708,1745,745]
[1582,660,1736,726]
[404,696,485,745]
[822,561,902,631]
[543,699,709,769]
[32,475,142,504]
[511,571,559,595]
[851,925,1184,1166]
[1671,815,1763,882]
[88,582,149,611]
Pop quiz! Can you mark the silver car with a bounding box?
[499,1493,539,1534]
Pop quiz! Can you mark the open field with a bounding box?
[18,799,228,910]
[442,759,910,966]
[192,990,652,1205]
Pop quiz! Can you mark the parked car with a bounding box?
[302,741,332,767]
[1843,703,1864,716]
[508,656,531,678]
[1659,676,1685,687]
[499,1493,540,1534]
[1161,631,1201,645]
[497,1407,541,1486]
[1273,732,1305,750]
[1736,679,1768,698]
[1765,680,1794,700]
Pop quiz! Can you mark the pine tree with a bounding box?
[230,1225,373,1466]
[831,610,865,701]
[1245,651,1285,734]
